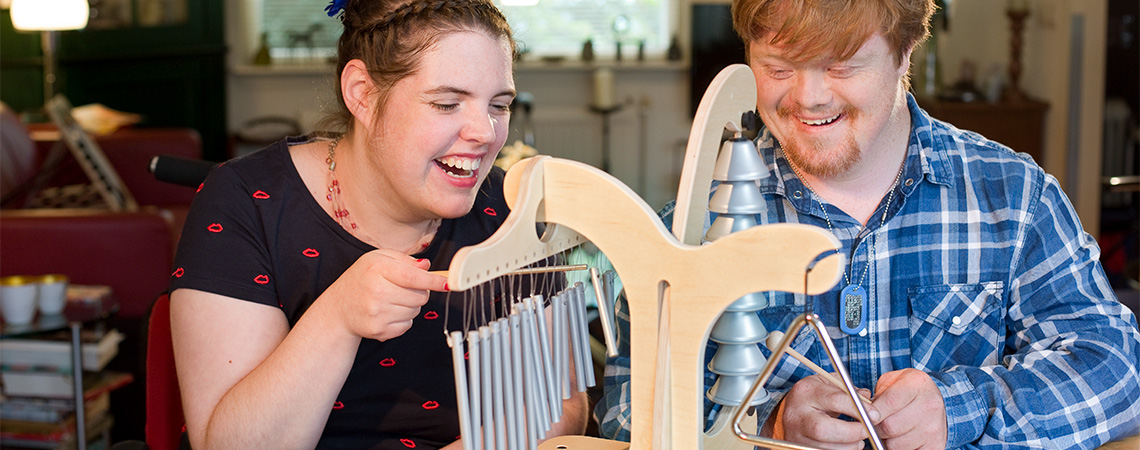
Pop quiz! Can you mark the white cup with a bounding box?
[1,276,39,325]
[37,274,69,316]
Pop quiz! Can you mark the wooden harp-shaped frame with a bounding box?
[444,65,877,449]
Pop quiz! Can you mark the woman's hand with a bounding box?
[320,248,449,341]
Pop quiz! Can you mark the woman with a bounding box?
[169,1,588,448]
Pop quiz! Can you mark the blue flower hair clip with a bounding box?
[325,0,347,18]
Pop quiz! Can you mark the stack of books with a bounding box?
[0,327,132,449]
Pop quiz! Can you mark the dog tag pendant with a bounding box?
[839,285,867,335]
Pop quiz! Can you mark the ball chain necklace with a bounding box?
[325,137,441,253]
[788,158,905,335]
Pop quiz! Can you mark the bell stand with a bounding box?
[442,64,875,450]
[674,64,884,450]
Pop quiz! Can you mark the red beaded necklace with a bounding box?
[326,137,358,233]
[324,137,441,252]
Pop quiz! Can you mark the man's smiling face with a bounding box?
[749,33,910,178]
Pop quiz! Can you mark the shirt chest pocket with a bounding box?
[906,282,1005,371]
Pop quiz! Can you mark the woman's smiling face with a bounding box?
[366,30,516,221]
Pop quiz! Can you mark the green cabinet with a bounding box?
[1,0,227,160]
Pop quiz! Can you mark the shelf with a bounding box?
[229,59,688,78]
[918,98,1049,163]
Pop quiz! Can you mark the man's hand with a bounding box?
[871,368,947,450]
[774,374,881,450]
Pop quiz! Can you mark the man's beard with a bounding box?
[777,105,861,178]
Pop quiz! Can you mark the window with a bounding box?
[262,0,342,63]
[259,0,673,62]
[498,0,673,59]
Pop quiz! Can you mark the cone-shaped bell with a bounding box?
[725,291,770,312]
[709,310,768,344]
[713,138,768,182]
[704,213,759,242]
[708,343,767,375]
[707,374,770,406]
[709,181,765,214]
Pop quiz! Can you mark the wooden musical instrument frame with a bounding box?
[444,65,882,450]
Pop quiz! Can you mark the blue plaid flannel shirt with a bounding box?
[593,94,1140,449]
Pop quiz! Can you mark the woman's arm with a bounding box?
[172,288,361,450]
[173,250,446,450]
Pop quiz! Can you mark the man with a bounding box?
[595,0,1140,448]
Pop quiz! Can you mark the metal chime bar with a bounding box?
[490,321,507,450]
[467,332,483,447]
[519,303,541,447]
[450,331,475,450]
[531,295,563,423]
[590,267,619,358]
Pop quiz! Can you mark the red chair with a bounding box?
[145,293,183,450]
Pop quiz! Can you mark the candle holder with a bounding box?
[1003,5,1030,103]
[589,103,624,173]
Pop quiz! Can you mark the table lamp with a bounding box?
[10,0,90,107]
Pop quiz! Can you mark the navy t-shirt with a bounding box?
[170,136,552,449]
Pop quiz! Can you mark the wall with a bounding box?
[938,0,1107,235]
[224,0,1109,230]
[224,1,693,210]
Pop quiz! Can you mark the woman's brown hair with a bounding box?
[319,0,516,133]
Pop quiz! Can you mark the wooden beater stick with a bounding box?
[430,264,587,278]
[765,331,872,404]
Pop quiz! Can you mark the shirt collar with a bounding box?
[757,93,954,218]
[906,93,955,191]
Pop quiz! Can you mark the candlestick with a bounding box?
[591,67,617,110]
[1003,5,1030,103]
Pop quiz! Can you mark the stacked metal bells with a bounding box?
[705,124,772,407]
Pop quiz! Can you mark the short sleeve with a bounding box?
[169,163,280,307]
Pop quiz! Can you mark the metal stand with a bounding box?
[589,104,623,173]
[40,30,60,108]
[70,321,88,450]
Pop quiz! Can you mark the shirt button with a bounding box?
[858,328,868,337]
[793,190,803,199]
[952,316,962,325]
[904,178,914,186]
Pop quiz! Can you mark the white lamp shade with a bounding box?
[11,0,90,31]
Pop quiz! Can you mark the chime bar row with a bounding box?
[448,281,597,450]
